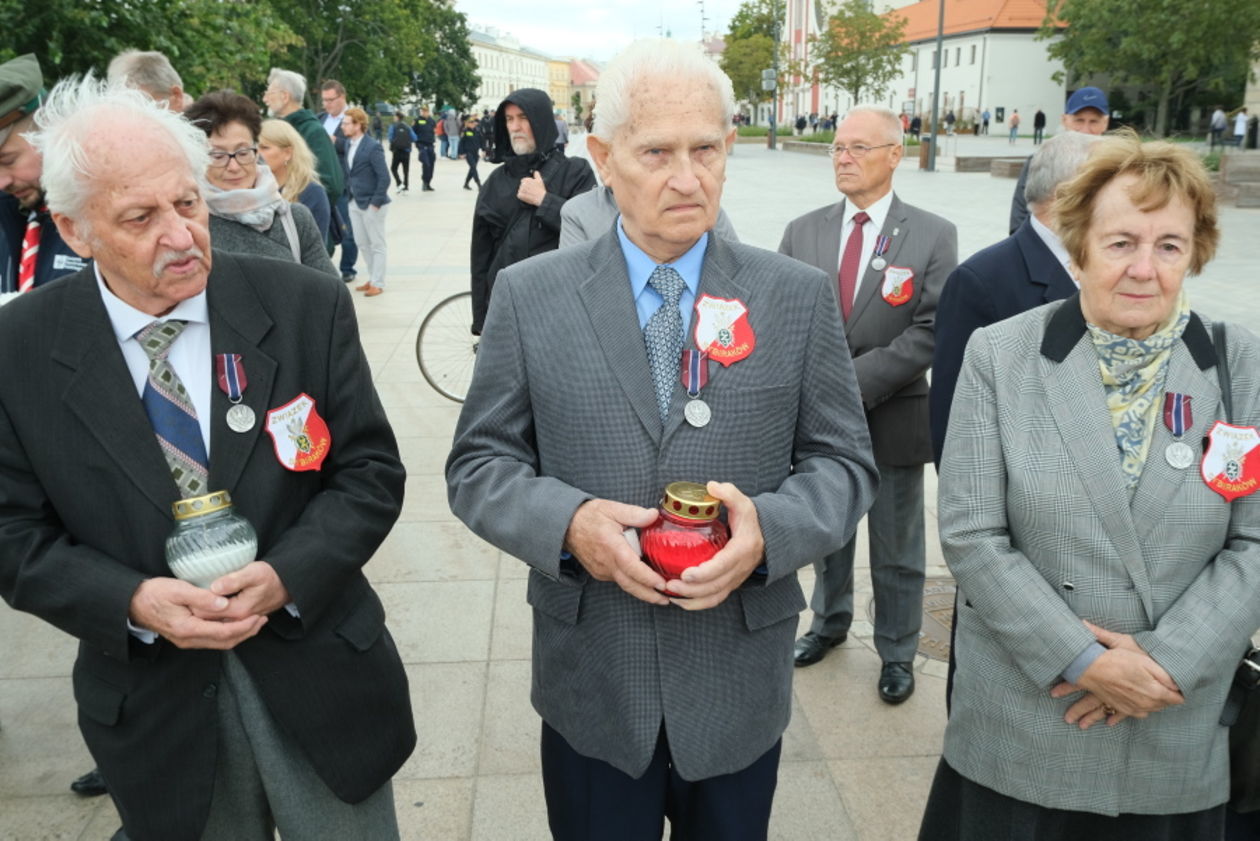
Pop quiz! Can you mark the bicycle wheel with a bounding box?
[416,291,478,403]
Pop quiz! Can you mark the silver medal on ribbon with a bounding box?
[870,257,887,272]
[1165,441,1194,469]
[684,399,711,428]
[226,403,256,434]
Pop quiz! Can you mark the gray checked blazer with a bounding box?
[940,296,1260,816]
[447,230,878,781]
[778,193,956,466]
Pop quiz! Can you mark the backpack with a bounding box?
[390,124,412,151]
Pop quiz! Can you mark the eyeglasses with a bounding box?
[208,148,258,168]
[828,143,895,159]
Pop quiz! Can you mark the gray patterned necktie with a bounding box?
[135,320,209,499]
[643,265,686,423]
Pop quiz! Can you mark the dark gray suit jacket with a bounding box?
[0,253,413,841]
[447,231,877,781]
[779,193,957,465]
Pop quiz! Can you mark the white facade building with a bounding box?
[777,0,1070,133]
[468,28,551,114]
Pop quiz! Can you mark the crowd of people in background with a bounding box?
[2,37,1259,841]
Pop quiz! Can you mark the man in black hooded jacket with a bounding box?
[469,88,596,334]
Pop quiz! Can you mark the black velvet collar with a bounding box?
[1039,292,1216,371]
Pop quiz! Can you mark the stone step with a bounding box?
[990,158,1026,178]
[1238,183,1260,207]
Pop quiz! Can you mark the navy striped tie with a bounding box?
[135,320,209,498]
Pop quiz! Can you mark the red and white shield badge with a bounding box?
[881,266,914,306]
[694,294,756,367]
[265,393,332,472]
[1201,421,1260,501]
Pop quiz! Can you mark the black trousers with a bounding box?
[390,150,410,189]
[418,144,435,187]
[540,721,781,841]
[464,153,481,187]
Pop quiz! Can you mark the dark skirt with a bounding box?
[917,758,1226,841]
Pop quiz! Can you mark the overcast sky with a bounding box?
[455,0,747,62]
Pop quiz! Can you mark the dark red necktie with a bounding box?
[18,208,43,293]
[838,211,869,321]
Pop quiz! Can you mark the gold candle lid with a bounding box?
[661,482,721,521]
[172,490,234,520]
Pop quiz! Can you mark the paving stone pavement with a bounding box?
[2,134,1257,841]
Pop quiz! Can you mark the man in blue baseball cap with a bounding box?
[1008,86,1109,233]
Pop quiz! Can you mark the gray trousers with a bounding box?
[348,203,389,289]
[197,652,400,841]
[808,461,925,663]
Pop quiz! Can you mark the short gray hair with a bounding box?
[843,105,903,145]
[268,67,307,103]
[1024,130,1103,207]
[28,74,209,222]
[593,40,734,140]
[107,50,183,102]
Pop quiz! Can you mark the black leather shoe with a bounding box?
[878,661,915,704]
[340,273,356,284]
[793,631,846,667]
[70,767,108,797]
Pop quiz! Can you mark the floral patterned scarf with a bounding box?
[1087,291,1191,489]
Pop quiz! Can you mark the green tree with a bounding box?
[571,91,583,123]
[1041,0,1260,136]
[810,0,909,105]
[272,0,426,107]
[0,0,296,96]
[728,0,779,41]
[720,34,776,106]
[408,1,480,110]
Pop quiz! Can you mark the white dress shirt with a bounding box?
[1029,214,1078,287]
[836,189,895,300]
[346,135,363,173]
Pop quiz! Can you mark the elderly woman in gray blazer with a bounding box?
[184,91,337,278]
[921,131,1260,840]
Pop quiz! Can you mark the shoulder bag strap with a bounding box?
[1214,321,1233,423]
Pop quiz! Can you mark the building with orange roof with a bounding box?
[778,0,1075,137]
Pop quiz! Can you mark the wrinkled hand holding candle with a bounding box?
[640,482,730,596]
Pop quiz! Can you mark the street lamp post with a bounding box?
[927,0,945,172]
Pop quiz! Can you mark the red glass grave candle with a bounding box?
[641,482,730,592]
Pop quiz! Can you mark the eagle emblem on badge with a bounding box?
[1201,421,1260,502]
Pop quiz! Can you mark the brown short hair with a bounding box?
[184,90,262,141]
[320,79,346,97]
[1053,128,1219,276]
[343,107,369,130]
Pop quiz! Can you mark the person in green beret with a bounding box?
[0,53,89,300]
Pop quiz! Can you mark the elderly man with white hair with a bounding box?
[262,67,344,217]
[780,106,957,705]
[0,75,414,841]
[106,49,190,111]
[448,39,876,840]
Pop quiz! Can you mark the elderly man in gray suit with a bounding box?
[447,39,877,841]
[779,105,957,704]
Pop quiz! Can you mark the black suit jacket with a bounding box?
[0,253,414,841]
[929,219,1077,463]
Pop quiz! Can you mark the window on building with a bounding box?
[970,44,976,64]
[955,47,960,65]
[912,51,918,71]
[942,50,947,68]
[932,50,937,69]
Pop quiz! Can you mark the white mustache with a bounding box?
[153,246,205,277]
